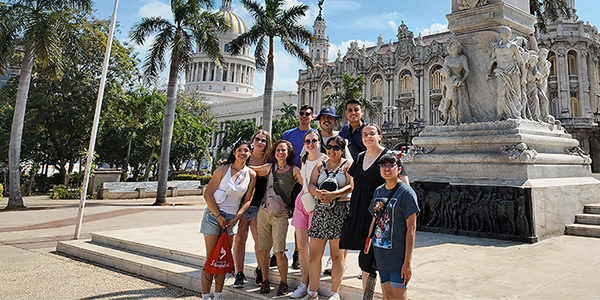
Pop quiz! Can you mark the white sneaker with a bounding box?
[291,283,308,298]
[329,292,341,300]
[323,257,333,275]
[301,292,318,300]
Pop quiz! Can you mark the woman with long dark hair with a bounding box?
[200,140,257,300]
[232,130,272,288]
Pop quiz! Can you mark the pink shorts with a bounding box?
[291,189,313,230]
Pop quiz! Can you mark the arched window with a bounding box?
[322,82,332,98]
[430,65,443,90]
[568,51,578,75]
[372,74,383,98]
[571,97,580,117]
[399,70,412,94]
[548,52,556,76]
[224,43,229,52]
[316,50,321,60]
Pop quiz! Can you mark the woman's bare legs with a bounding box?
[295,228,310,285]
[308,238,327,293]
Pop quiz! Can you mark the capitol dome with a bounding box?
[218,8,247,35]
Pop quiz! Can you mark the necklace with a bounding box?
[277,164,287,170]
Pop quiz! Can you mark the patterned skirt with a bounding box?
[308,201,350,240]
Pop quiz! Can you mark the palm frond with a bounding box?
[129,17,172,45]
[0,5,23,73]
[279,4,309,24]
[142,27,174,82]
[254,36,267,71]
[191,11,228,69]
[240,0,265,22]
[173,28,194,73]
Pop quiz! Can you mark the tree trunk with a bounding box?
[143,146,155,182]
[6,42,34,210]
[122,133,133,181]
[262,37,275,135]
[154,52,180,205]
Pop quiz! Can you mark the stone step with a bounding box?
[56,239,369,299]
[565,224,600,238]
[584,204,600,215]
[575,214,600,226]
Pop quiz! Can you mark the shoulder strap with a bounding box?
[333,160,347,176]
[321,161,330,177]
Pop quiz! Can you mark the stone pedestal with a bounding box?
[404,120,600,241]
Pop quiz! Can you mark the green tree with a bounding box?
[130,0,229,205]
[0,0,92,209]
[531,0,570,33]
[229,0,314,135]
[323,71,379,122]
[217,120,259,154]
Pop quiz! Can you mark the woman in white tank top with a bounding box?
[200,140,257,300]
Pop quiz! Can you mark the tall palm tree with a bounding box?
[0,0,92,210]
[323,71,379,122]
[130,0,229,205]
[229,0,314,135]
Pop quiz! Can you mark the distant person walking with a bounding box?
[201,140,257,300]
[367,153,419,300]
[232,130,272,288]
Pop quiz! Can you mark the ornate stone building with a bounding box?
[298,0,600,171]
[535,0,600,172]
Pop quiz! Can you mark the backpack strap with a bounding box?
[321,161,330,177]
[332,160,347,176]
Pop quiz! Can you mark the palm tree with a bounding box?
[229,0,314,135]
[530,0,570,33]
[0,0,92,210]
[130,0,229,205]
[323,71,379,122]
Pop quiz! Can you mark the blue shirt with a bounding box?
[368,182,419,274]
[339,123,366,160]
[282,127,317,167]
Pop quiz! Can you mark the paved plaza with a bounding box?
[1,195,600,299]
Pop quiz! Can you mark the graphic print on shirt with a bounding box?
[372,198,396,249]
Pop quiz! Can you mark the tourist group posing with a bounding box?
[200,99,420,300]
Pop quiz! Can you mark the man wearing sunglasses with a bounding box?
[282,105,317,168]
[315,107,353,164]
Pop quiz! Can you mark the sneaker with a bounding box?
[232,271,245,288]
[291,251,300,270]
[270,254,277,267]
[357,272,363,279]
[276,282,289,296]
[329,292,341,300]
[323,257,332,275]
[260,279,270,294]
[290,283,308,298]
[254,267,263,286]
[301,292,319,300]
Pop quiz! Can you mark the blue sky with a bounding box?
[94,0,599,96]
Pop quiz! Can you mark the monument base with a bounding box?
[403,119,600,242]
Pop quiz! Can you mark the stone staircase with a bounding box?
[57,229,370,299]
[566,204,600,238]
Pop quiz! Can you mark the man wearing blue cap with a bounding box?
[315,107,352,163]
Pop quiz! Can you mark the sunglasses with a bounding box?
[254,137,268,143]
[304,139,319,145]
[379,164,398,170]
[299,111,312,117]
[325,144,342,151]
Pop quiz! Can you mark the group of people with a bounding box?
[199,99,420,300]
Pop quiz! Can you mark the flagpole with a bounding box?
[74,0,120,239]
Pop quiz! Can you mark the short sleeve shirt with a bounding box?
[339,123,366,160]
[368,182,420,274]
[282,127,317,167]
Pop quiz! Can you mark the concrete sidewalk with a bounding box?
[2,196,600,299]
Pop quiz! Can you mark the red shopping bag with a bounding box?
[203,232,235,274]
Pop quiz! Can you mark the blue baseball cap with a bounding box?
[315,107,341,120]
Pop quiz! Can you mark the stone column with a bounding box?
[557,47,570,117]
[579,51,591,117]
[591,57,600,112]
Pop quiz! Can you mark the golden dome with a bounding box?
[218,9,247,35]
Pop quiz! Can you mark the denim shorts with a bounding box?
[200,209,239,236]
[243,205,260,221]
[379,272,408,289]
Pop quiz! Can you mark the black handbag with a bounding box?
[358,183,401,273]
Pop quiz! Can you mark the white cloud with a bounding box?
[417,23,448,36]
[388,21,397,31]
[138,0,172,19]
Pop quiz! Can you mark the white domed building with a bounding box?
[185,0,298,149]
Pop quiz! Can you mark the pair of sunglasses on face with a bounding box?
[299,111,312,117]
[254,137,268,144]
